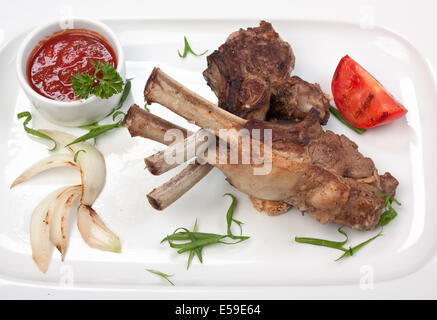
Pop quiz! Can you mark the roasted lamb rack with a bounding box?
[132,67,398,231]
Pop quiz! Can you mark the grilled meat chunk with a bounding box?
[203,21,294,120]
[203,21,330,124]
[269,76,330,124]
[250,197,292,216]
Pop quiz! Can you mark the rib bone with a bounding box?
[145,68,246,134]
[144,128,214,176]
[124,104,191,144]
[147,161,212,210]
[124,104,213,210]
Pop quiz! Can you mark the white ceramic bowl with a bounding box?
[16,18,125,127]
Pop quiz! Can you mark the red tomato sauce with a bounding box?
[27,29,117,101]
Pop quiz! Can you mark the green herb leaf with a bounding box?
[78,122,100,131]
[378,208,397,227]
[71,73,94,99]
[178,36,208,58]
[329,105,366,135]
[146,269,175,286]
[161,195,249,269]
[112,111,126,121]
[17,111,57,151]
[295,227,348,252]
[67,120,124,146]
[336,229,383,261]
[106,79,132,117]
[186,219,202,269]
[73,149,86,162]
[224,193,243,237]
[144,103,150,112]
[371,190,402,227]
[71,61,124,100]
[70,103,127,147]
[94,61,124,99]
[163,230,247,251]
[295,227,382,261]
[372,191,401,227]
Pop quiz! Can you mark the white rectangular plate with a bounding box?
[1,19,437,291]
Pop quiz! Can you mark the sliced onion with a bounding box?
[39,130,106,205]
[10,154,78,189]
[22,130,120,271]
[30,186,72,273]
[49,185,81,261]
[77,204,121,253]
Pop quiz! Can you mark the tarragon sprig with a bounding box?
[17,111,57,151]
[146,269,175,286]
[68,80,132,147]
[373,191,402,227]
[178,36,208,58]
[161,193,249,269]
[295,227,383,261]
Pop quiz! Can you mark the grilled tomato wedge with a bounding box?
[331,55,407,129]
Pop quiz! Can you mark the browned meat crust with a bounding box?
[379,172,399,196]
[220,111,398,230]
[272,111,398,229]
[203,21,330,124]
[308,131,375,179]
[203,21,294,120]
[249,196,292,216]
[269,76,330,124]
[244,108,324,149]
[220,110,398,230]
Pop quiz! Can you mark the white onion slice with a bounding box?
[10,154,78,189]
[39,130,106,205]
[30,186,72,273]
[77,204,121,253]
[49,185,81,261]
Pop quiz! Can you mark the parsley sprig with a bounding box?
[71,61,124,100]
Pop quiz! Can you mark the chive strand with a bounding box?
[336,230,383,261]
[295,227,382,261]
[178,36,208,58]
[17,111,57,151]
[329,105,366,134]
[67,121,123,146]
[146,269,175,286]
